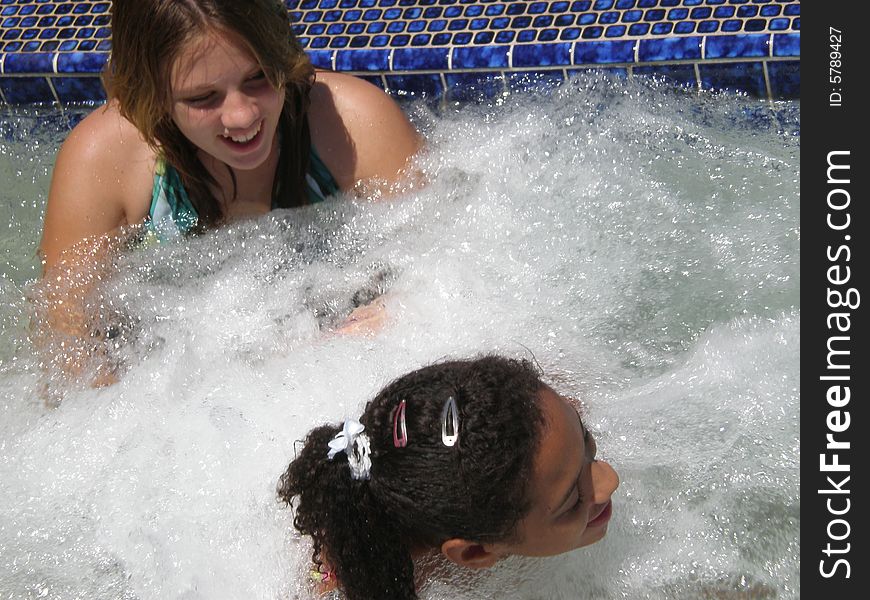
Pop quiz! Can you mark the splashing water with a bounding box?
[1,76,799,599]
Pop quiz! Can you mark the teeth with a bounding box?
[224,121,261,143]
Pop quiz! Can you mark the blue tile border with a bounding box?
[1,0,801,104]
[705,33,769,59]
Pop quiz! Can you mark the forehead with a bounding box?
[527,387,584,514]
[171,29,257,89]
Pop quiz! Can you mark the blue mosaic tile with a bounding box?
[705,33,769,59]
[766,60,799,98]
[567,66,629,80]
[698,20,719,33]
[432,32,451,45]
[772,32,799,57]
[334,48,389,70]
[516,29,535,43]
[744,19,766,32]
[698,61,766,96]
[638,36,702,61]
[513,42,572,67]
[633,63,697,88]
[674,21,696,34]
[452,44,509,69]
[393,46,449,70]
[385,73,443,98]
[3,51,52,73]
[507,69,566,95]
[768,17,788,30]
[0,75,54,103]
[452,31,472,45]
[306,49,334,69]
[574,39,636,64]
[444,71,505,102]
[52,75,106,103]
[539,28,559,41]
[0,0,801,104]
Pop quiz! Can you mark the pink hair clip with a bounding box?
[393,399,408,448]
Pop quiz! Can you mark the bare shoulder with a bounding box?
[60,102,155,178]
[40,102,156,268]
[309,71,422,188]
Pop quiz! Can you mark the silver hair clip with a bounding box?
[393,399,408,448]
[441,396,459,447]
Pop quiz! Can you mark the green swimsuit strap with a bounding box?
[306,145,339,203]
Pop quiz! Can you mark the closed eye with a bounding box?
[183,92,216,107]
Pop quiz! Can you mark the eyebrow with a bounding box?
[553,413,588,516]
[175,66,263,98]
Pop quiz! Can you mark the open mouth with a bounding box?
[220,120,263,150]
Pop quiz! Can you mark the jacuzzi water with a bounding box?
[1,76,799,599]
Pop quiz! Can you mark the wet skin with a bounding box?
[494,386,620,557]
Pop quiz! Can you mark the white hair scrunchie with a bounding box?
[327,419,372,481]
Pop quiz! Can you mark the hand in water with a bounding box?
[335,297,387,335]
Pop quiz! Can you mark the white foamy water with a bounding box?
[1,76,799,599]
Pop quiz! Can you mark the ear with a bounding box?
[440,538,503,570]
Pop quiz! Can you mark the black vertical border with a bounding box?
[802,2,866,597]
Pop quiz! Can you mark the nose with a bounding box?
[590,460,619,505]
[221,90,259,131]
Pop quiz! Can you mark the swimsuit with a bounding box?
[146,146,339,239]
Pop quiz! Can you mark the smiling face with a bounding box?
[169,29,285,172]
[495,386,620,557]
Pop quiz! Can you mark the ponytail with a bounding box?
[278,425,417,599]
[279,356,545,599]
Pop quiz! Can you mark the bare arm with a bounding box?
[34,104,154,394]
[39,102,154,270]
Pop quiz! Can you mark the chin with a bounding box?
[579,527,608,548]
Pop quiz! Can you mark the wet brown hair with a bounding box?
[103,0,316,230]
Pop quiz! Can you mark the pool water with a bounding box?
[0,75,799,599]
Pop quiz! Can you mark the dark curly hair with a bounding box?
[277,355,546,600]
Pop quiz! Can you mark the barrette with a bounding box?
[393,399,408,448]
[441,396,459,447]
